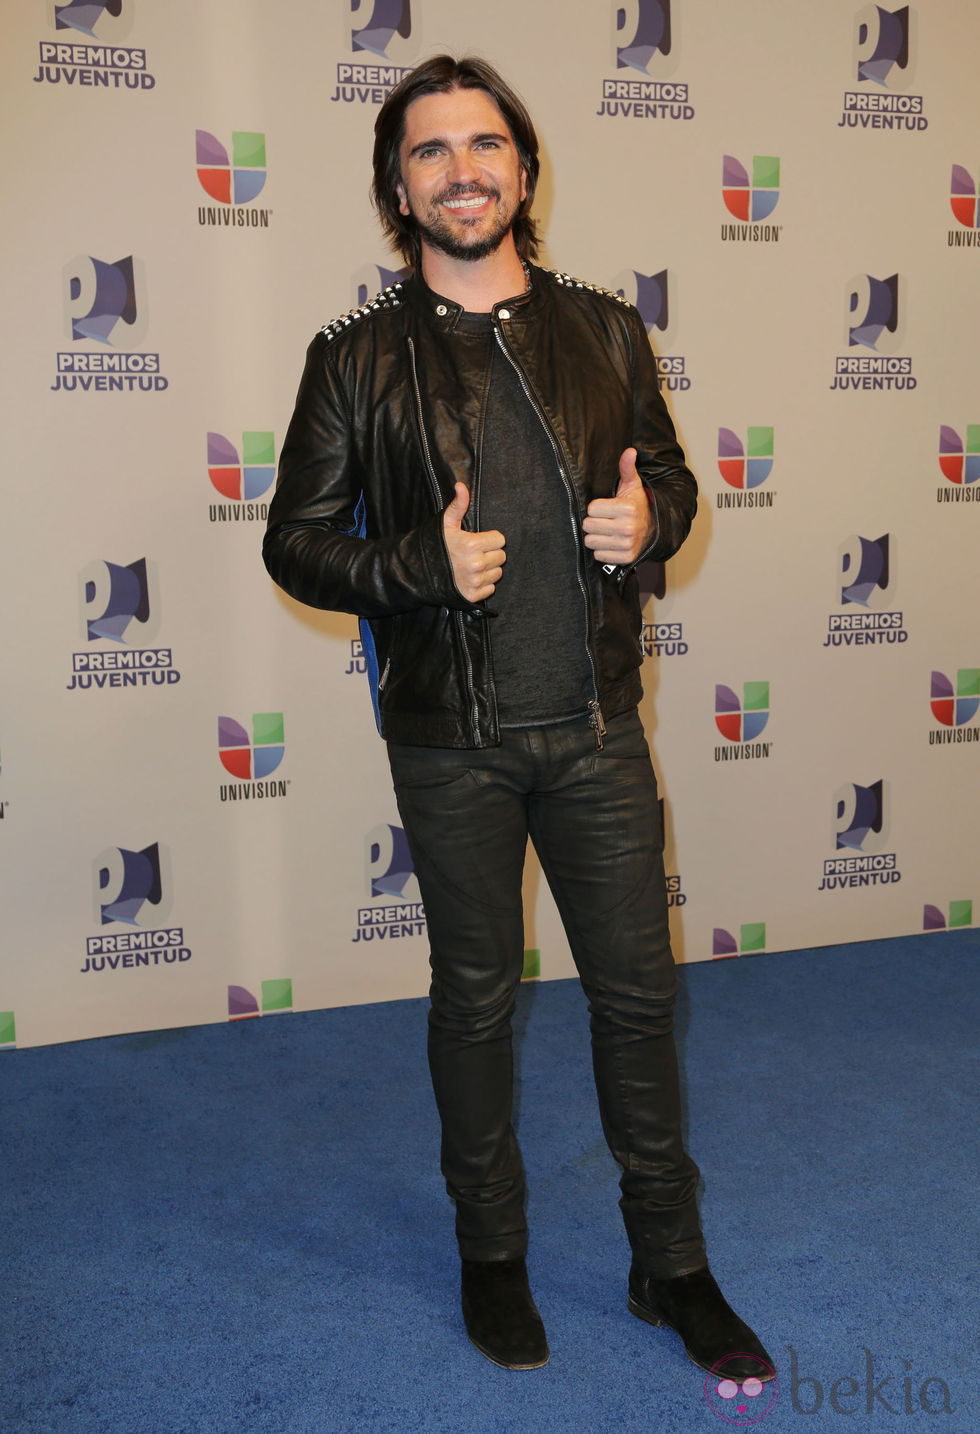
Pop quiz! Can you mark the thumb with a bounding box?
[617,447,643,492]
[444,481,470,530]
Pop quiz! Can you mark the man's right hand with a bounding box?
[442,482,506,603]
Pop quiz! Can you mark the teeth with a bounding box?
[444,196,490,209]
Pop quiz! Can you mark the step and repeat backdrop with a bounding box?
[2,1,977,1050]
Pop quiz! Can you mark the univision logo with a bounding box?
[712,923,766,958]
[950,165,979,228]
[717,427,775,509]
[714,682,771,762]
[228,980,293,1020]
[929,670,980,744]
[218,714,288,801]
[197,131,271,226]
[937,426,980,502]
[923,901,973,931]
[208,431,275,522]
[720,156,782,242]
[949,165,980,246]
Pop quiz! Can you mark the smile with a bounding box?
[442,195,493,209]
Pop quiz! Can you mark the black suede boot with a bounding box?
[460,1258,550,1370]
[628,1263,776,1382]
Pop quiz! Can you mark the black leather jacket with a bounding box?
[263,264,698,748]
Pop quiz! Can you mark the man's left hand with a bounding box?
[582,448,656,567]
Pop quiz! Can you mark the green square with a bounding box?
[232,131,266,168]
[956,669,980,698]
[253,712,284,746]
[242,431,275,466]
[262,979,293,1011]
[965,425,980,456]
[0,1011,15,1046]
[743,682,769,712]
[753,155,780,189]
[740,923,766,953]
[948,901,972,929]
[747,426,774,459]
[521,949,540,981]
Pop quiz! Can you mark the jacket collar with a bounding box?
[409,262,546,332]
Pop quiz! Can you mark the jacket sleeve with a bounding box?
[262,333,469,618]
[627,308,698,564]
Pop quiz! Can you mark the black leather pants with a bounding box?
[387,709,706,1279]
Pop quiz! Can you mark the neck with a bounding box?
[419,235,527,313]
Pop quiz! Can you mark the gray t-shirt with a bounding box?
[454,312,594,727]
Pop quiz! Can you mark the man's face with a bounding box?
[396,86,528,263]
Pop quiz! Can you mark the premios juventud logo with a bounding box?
[612,266,689,392]
[67,558,181,692]
[823,534,908,649]
[330,0,420,105]
[54,254,170,394]
[352,822,425,945]
[837,4,927,131]
[82,841,192,976]
[33,0,156,90]
[818,779,902,893]
[830,273,915,394]
[597,0,695,122]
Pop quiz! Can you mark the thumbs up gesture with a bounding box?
[583,448,656,566]
[442,482,507,603]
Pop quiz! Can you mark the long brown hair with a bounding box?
[372,55,541,269]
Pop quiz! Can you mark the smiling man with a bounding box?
[263,55,774,1383]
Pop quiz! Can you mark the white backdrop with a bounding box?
[2,0,977,1051]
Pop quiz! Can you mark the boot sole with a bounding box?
[628,1292,777,1381]
[467,1333,550,1371]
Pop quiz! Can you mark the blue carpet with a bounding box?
[3,931,977,1434]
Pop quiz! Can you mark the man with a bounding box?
[264,55,774,1382]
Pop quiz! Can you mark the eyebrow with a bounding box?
[406,131,512,159]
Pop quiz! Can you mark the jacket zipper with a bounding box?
[407,336,481,745]
[492,324,605,750]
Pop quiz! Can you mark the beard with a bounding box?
[410,184,520,263]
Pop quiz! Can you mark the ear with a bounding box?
[519,167,528,203]
[396,180,410,217]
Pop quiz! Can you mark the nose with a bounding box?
[445,147,480,188]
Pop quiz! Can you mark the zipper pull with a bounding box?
[588,700,606,751]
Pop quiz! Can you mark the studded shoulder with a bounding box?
[542,268,632,308]
[319,282,405,342]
